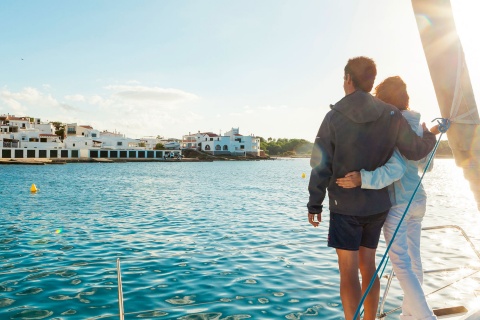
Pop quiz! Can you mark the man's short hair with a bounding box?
[374,76,409,110]
[344,57,377,92]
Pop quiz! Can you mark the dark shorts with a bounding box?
[328,211,388,251]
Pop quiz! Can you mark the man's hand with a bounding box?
[430,124,440,135]
[308,213,321,227]
[336,171,362,188]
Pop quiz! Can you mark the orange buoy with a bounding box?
[30,184,38,193]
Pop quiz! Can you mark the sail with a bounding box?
[411,0,480,210]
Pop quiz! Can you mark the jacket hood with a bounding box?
[401,109,422,135]
[333,90,383,124]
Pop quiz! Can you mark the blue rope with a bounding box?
[352,118,450,320]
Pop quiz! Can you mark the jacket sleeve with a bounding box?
[395,114,436,161]
[360,149,406,189]
[418,150,434,173]
[307,113,334,213]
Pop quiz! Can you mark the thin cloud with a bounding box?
[1,87,58,111]
[59,103,79,111]
[258,105,275,111]
[126,80,141,84]
[65,94,86,102]
[105,85,199,103]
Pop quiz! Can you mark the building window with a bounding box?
[210,138,213,141]
[117,141,122,146]
[223,145,228,150]
[240,145,245,149]
[85,142,87,145]
[73,143,75,147]
[215,145,221,150]
[205,145,211,150]
[92,133,97,138]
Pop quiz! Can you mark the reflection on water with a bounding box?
[0,159,478,319]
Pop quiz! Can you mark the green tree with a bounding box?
[50,121,65,140]
[154,143,165,150]
[258,137,313,156]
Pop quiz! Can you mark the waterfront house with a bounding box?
[0,115,64,158]
[181,128,261,156]
[139,136,181,150]
[0,115,180,160]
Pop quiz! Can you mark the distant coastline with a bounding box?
[275,153,454,160]
[260,139,454,159]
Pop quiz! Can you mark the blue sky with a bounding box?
[1,0,478,141]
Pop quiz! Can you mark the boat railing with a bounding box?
[116,258,124,320]
[378,224,480,319]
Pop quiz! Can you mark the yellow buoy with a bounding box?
[301,173,306,179]
[30,184,38,193]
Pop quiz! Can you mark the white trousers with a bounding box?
[382,199,437,320]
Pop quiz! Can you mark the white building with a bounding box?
[64,126,143,157]
[0,115,179,160]
[0,115,64,154]
[140,136,181,150]
[182,128,261,156]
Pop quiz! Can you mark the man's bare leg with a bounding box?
[336,248,362,320]
[359,246,380,320]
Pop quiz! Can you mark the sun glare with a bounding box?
[451,0,480,103]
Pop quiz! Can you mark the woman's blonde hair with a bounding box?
[374,76,409,110]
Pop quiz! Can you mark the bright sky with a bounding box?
[0,0,478,141]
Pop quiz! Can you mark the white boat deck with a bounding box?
[378,225,480,320]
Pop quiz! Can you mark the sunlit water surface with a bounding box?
[0,159,478,319]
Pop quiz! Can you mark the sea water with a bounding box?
[0,159,479,320]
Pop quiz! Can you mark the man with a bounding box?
[307,56,436,320]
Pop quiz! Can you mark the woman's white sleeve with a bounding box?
[360,149,406,189]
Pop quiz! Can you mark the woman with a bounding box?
[336,76,438,320]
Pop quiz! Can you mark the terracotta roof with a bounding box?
[234,134,243,136]
[80,125,93,129]
[39,134,59,137]
[205,133,218,137]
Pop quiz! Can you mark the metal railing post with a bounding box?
[117,258,124,320]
